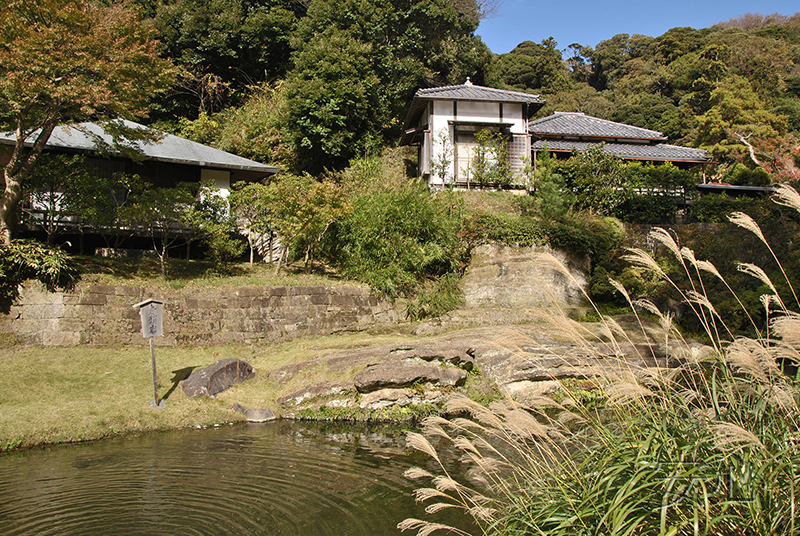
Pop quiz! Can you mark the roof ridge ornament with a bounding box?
[464,77,472,86]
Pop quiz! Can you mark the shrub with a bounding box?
[0,240,80,312]
[467,212,544,247]
[544,213,624,264]
[405,273,465,321]
[326,182,466,300]
[688,193,760,223]
[726,163,771,186]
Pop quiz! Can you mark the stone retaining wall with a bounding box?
[0,283,399,347]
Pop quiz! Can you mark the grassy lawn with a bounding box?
[0,332,413,452]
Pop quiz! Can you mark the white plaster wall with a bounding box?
[424,100,529,187]
[430,100,453,135]
[500,104,526,134]
[457,101,498,123]
[201,169,231,197]
[428,101,456,186]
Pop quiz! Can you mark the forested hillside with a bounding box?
[143,0,492,173]
[146,4,800,180]
[489,14,800,181]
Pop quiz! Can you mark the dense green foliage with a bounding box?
[153,0,490,172]
[494,15,800,180]
[310,154,630,317]
[148,0,304,117]
[143,4,800,182]
[486,38,569,93]
[591,195,800,336]
[326,181,465,298]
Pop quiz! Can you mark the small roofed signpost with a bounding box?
[133,299,166,409]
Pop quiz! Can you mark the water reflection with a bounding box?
[0,421,470,536]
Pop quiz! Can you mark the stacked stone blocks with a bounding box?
[1,283,398,347]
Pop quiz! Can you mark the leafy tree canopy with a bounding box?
[486,38,570,93]
[0,0,175,244]
[149,0,304,117]
[284,0,490,172]
[509,12,800,180]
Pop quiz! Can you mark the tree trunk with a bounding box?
[1,114,59,245]
[273,245,286,277]
[736,132,763,167]
[0,170,22,245]
[268,233,274,263]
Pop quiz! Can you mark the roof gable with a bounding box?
[415,80,544,105]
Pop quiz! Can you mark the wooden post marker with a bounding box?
[133,299,166,409]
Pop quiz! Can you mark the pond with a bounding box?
[0,420,472,536]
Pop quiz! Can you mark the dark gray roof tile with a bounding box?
[529,112,666,141]
[416,80,543,104]
[0,120,279,174]
[532,139,711,163]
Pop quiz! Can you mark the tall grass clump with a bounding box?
[400,185,800,536]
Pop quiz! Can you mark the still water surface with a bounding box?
[0,420,468,535]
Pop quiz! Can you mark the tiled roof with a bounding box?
[401,80,545,144]
[532,139,711,163]
[0,120,279,174]
[415,80,544,105]
[529,112,666,141]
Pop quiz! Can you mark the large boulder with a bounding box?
[388,344,474,371]
[182,358,255,398]
[276,382,354,408]
[359,388,445,410]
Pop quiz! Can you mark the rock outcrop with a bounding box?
[231,402,277,423]
[273,344,476,416]
[353,345,473,393]
[462,243,589,310]
[269,316,704,416]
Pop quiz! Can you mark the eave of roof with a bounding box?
[530,112,667,142]
[0,120,279,175]
[697,183,775,194]
[532,139,711,163]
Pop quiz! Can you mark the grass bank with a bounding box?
[0,331,414,452]
[74,256,350,290]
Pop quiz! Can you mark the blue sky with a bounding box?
[476,0,800,55]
